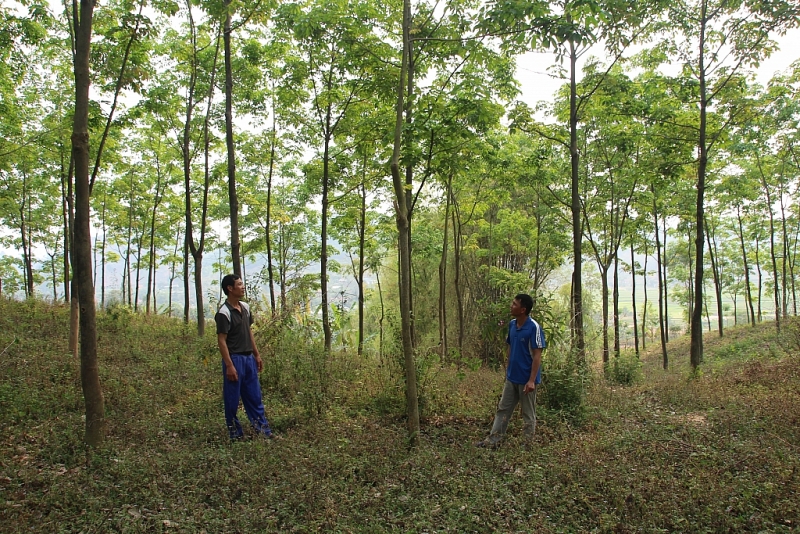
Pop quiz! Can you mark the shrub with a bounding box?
[606,352,642,386]
[539,349,586,422]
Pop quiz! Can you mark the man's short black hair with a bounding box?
[515,293,533,316]
[221,274,240,296]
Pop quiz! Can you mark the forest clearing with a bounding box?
[3,0,800,529]
[1,298,798,532]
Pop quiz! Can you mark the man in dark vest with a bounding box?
[215,274,276,440]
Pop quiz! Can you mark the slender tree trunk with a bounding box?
[690,7,708,369]
[439,176,451,358]
[125,184,133,306]
[183,237,190,323]
[404,40,416,351]
[613,252,620,357]
[631,241,639,357]
[265,108,277,315]
[452,197,464,354]
[569,39,585,366]
[146,166,163,315]
[662,216,669,341]
[704,217,723,336]
[641,241,648,351]
[790,212,799,316]
[755,236,763,322]
[100,193,106,308]
[377,268,385,364]
[60,152,71,303]
[736,207,756,326]
[779,186,789,318]
[321,125,332,354]
[72,0,105,446]
[357,180,366,358]
[18,171,33,297]
[687,227,694,322]
[168,224,180,317]
[134,235,143,312]
[757,162,781,331]
[223,0,241,276]
[67,157,79,358]
[600,263,610,365]
[390,0,419,445]
[652,186,667,368]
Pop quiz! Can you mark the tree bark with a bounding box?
[72,0,105,446]
[569,39,585,366]
[390,0,420,446]
[321,112,332,354]
[439,176,451,359]
[652,185,668,369]
[704,216,723,336]
[690,5,708,369]
[631,241,639,357]
[265,108,277,315]
[223,0,241,276]
[736,207,756,326]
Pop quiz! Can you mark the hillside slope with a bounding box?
[1,298,798,532]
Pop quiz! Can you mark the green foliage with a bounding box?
[539,349,587,422]
[605,351,642,385]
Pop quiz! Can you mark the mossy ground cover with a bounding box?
[1,297,798,533]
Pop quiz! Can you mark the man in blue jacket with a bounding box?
[476,293,546,448]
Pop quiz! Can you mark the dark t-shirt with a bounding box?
[215,301,254,355]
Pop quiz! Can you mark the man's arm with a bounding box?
[523,348,542,394]
[249,328,262,372]
[218,333,238,382]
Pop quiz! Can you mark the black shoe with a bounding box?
[474,439,499,449]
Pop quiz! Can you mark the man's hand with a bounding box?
[523,380,536,395]
[226,364,238,382]
[255,354,263,373]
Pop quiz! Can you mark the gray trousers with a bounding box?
[488,379,537,444]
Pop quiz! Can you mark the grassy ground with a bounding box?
[1,298,799,533]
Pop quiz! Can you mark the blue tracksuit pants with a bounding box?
[222,354,272,439]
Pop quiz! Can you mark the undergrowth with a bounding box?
[1,297,799,532]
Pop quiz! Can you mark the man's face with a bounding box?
[228,278,245,297]
[510,298,525,317]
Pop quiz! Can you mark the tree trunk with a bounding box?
[652,185,667,369]
[357,180,366,358]
[145,167,163,315]
[779,185,789,318]
[613,252,620,358]
[72,0,105,446]
[134,234,143,312]
[439,176,451,358]
[736,207,756,326]
[452,197,464,354]
[690,6,708,369]
[390,0,420,446]
[404,37,416,351]
[569,39,585,366]
[704,216,723,336]
[757,156,781,331]
[755,236,763,322]
[641,240,647,351]
[223,1,241,276]
[321,123,332,354]
[265,108,277,315]
[600,263,610,365]
[631,241,639,357]
[60,153,71,304]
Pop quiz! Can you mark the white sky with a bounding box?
[514,29,800,109]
